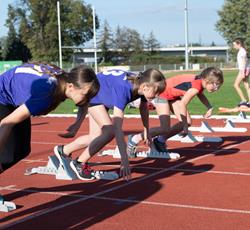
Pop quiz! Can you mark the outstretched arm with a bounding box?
[113,106,131,181]
[197,93,213,118]
[179,88,199,136]
[58,105,88,138]
[218,106,250,113]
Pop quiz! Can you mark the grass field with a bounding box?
[53,69,243,115]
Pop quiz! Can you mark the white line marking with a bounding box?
[1,186,250,216]
[1,141,248,228]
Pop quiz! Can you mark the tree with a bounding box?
[216,0,250,53]
[114,26,143,54]
[144,31,160,54]
[7,0,99,61]
[1,5,31,61]
[97,20,113,63]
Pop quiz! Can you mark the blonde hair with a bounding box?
[127,68,166,97]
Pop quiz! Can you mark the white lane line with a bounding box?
[1,186,250,216]
[31,140,243,154]
[173,168,250,176]
[1,141,248,228]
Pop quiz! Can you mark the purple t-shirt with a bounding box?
[90,70,143,110]
[0,63,58,116]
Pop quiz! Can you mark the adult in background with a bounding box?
[233,38,250,107]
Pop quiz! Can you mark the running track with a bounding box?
[1,115,250,230]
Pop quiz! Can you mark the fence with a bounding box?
[0,61,237,74]
[62,62,237,73]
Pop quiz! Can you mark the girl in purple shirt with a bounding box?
[0,63,99,172]
[54,68,166,181]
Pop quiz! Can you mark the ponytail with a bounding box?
[127,68,166,97]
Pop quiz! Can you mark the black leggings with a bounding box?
[0,104,31,171]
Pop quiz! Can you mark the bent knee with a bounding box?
[234,83,240,89]
[102,125,115,140]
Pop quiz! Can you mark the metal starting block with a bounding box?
[189,120,247,133]
[24,156,119,181]
[227,112,250,123]
[168,132,222,143]
[0,195,16,212]
[99,146,180,160]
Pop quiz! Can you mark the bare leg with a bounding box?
[234,71,246,102]
[63,113,101,155]
[243,77,250,102]
[77,105,114,163]
[164,100,192,139]
[149,99,170,137]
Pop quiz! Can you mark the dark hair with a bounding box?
[68,65,100,106]
[198,67,224,85]
[233,38,246,49]
[27,63,99,114]
[127,68,166,97]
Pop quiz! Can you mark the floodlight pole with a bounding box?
[184,0,189,70]
[92,6,98,73]
[57,1,62,68]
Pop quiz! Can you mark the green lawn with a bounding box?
[52,69,243,115]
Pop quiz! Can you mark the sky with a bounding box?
[0,0,226,47]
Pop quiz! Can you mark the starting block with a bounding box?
[99,146,181,160]
[25,156,119,181]
[189,120,247,133]
[0,195,16,212]
[189,121,214,133]
[227,112,250,123]
[168,132,222,143]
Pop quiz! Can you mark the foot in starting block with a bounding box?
[0,195,16,212]
[25,155,77,180]
[100,146,180,160]
[25,156,119,181]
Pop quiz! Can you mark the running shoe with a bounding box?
[70,160,95,180]
[238,101,248,107]
[54,145,72,170]
[127,135,137,158]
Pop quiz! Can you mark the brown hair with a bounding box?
[27,63,99,114]
[233,38,246,49]
[127,68,166,98]
[198,67,224,85]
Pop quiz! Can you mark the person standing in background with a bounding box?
[233,38,250,107]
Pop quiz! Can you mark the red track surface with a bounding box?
[1,116,250,230]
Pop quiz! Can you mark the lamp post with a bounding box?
[92,6,98,73]
[57,1,62,68]
[184,0,189,70]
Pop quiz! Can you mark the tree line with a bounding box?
[0,0,250,64]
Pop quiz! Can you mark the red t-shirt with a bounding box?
[159,74,204,100]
